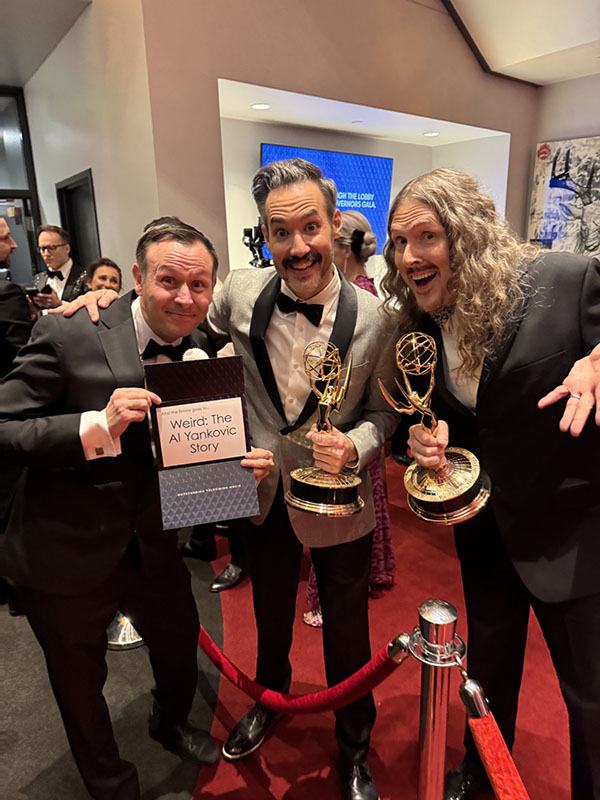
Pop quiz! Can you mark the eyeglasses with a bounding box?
[39,244,67,253]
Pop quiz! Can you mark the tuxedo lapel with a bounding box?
[476,265,534,405]
[63,265,87,302]
[249,273,287,424]
[98,292,145,388]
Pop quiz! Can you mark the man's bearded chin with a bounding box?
[283,252,322,270]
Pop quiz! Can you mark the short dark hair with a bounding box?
[87,257,122,286]
[37,224,70,245]
[251,158,337,228]
[135,219,219,279]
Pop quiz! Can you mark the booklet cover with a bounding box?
[145,355,259,529]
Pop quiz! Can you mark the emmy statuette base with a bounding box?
[285,467,364,517]
[403,447,491,525]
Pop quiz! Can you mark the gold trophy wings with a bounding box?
[379,332,490,525]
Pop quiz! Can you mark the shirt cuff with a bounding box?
[80,409,122,460]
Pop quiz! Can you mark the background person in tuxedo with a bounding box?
[30,224,88,310]
[381,168,600,800]
[0,219,273,800]
[207,159,399,800]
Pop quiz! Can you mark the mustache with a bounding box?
[283,252,322,269]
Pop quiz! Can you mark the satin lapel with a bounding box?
[249,273,287,423]
[63,265,87,302]
[476,265,533,405]
[290,271,358,432]
[97,291,145,387]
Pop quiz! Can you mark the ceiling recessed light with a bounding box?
[251,103,271,110]
[423,131,440,137]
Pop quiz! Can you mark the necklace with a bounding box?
[428,305,455,326]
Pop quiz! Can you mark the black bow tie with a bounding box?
[276,293,323,327]
[46,269,64,280]
[141,338,189,362]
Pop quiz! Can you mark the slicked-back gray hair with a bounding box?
[252,158,337,228]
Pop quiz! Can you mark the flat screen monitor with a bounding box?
[261,143,393,255]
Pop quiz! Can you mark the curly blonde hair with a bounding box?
[381,169,539,378]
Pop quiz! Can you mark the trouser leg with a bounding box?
[454,511,530,764]
[19,584,140,800]
[534,592,600,800]
[311,532,376,767]
[120,558,199,728]
[241,484,303,691]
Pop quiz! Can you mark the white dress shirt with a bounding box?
[440,318,482,412]
[47,258,73,299]
[266,270,340,424]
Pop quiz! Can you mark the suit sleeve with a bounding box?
[580,257,600,352]
[0,314,86,467]
[206,272,234,349]
[345,314,400,471]
[0,283,32,376]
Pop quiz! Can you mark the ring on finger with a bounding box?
[570,392,582,400]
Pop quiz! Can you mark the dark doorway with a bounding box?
[56,168,101,268]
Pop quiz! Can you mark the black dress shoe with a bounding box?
[222,704,284,760]
[341,762,380,800]
[148,714,219,765]
[209,561,247,593]
[444,761,492,800]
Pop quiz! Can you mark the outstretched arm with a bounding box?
[48,289,120,322]
[538,342,600,436]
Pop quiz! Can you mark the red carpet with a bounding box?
[194,459,569,799]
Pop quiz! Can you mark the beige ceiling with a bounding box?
[218,79,510,147]
[451,0,600,84]
[0,0,597,88]
[0,0,91,87]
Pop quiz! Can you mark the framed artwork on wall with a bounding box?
[527,135,600,257]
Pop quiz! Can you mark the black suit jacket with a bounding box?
[0,291,214,595]
[33,262,88,302]
[423,253,600,603]
[0,279,32,378]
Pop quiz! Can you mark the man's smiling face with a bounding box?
[133,239,214,342]
[390,199,453,313]
[263,181,342,300]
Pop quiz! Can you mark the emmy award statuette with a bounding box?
[379,332,490,524]
[285,342,364,516]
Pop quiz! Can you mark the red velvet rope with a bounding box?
[198,626,402,713]
[468,713,531,800]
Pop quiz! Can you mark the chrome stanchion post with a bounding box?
[408,599,465,800]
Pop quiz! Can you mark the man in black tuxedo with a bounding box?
[30,223,88,310]
[0,219,273,800]
[382,169,600,800]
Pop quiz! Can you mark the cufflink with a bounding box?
[95,447,104,456]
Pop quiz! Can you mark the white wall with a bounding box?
[432,134,511,215]
[24,0,159,290]
[536,74,600,143]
